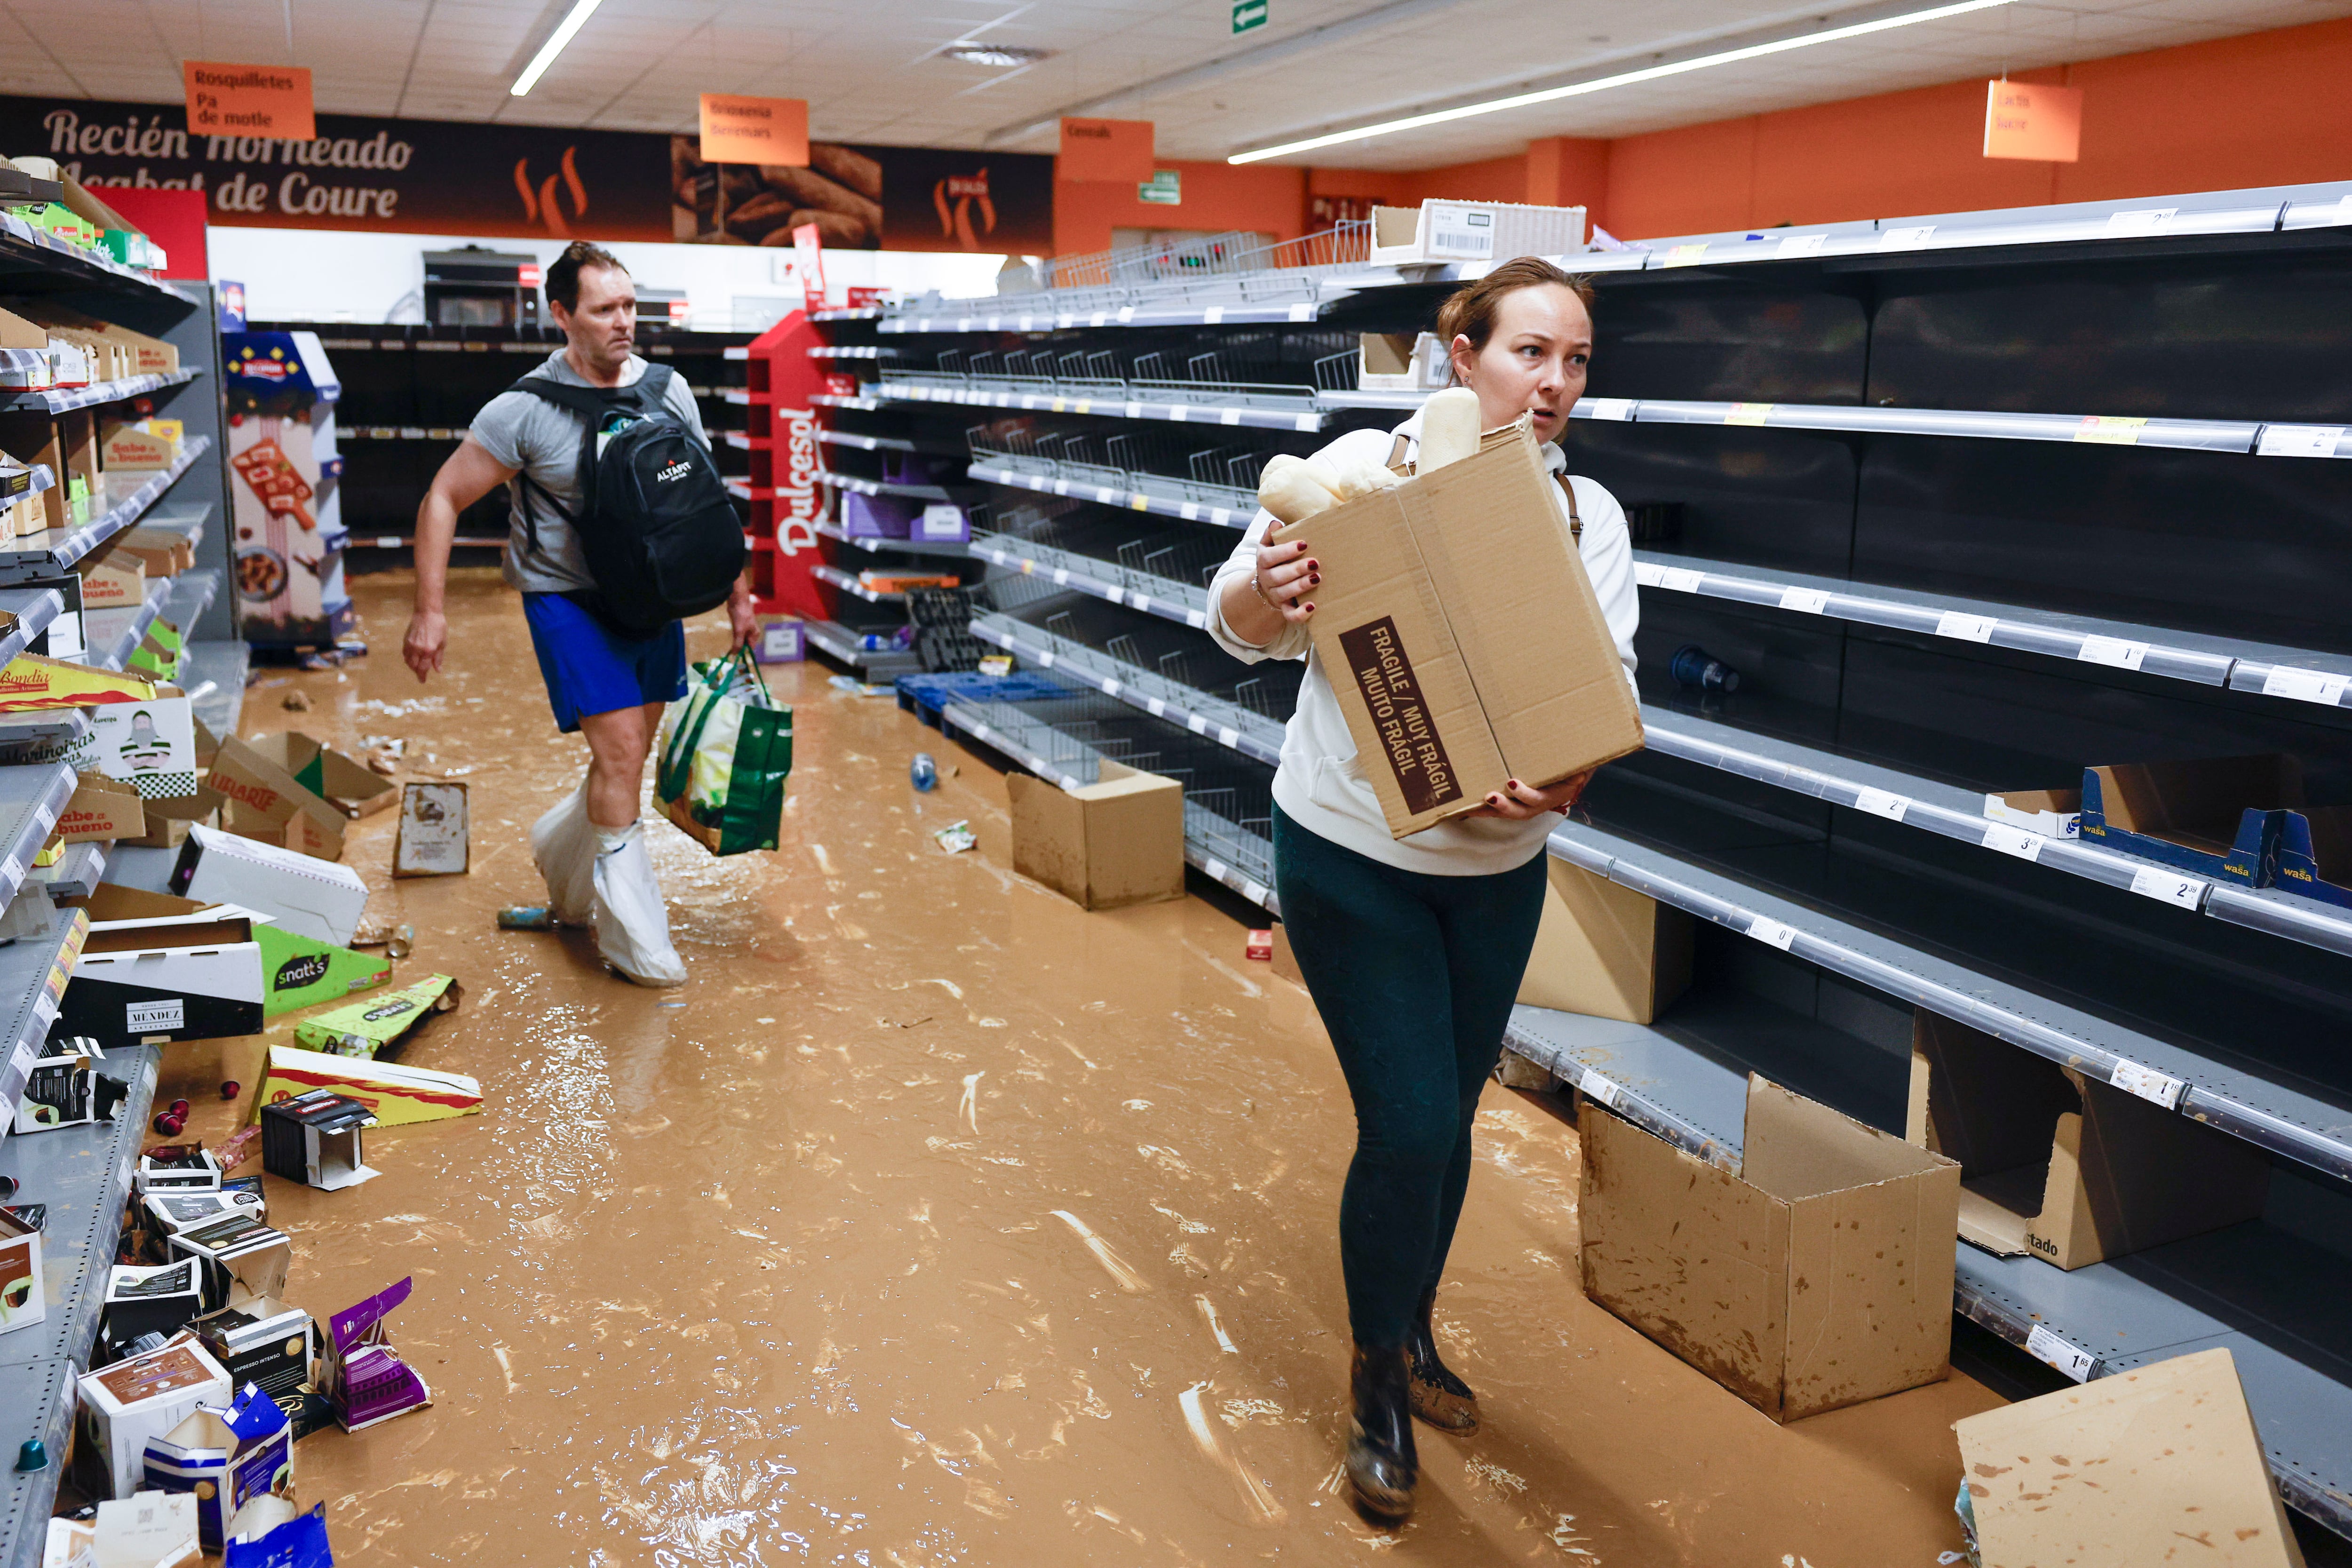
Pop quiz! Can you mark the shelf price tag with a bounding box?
[1779,587,1831,614]
[2073,415,2148,445]
[2025,1324,2100,1382]
[2108,1059,2188,1110]
[1935,610,1998,642]
[1980,822,2046,861]
[1577,1067,1621,1108]
[2256,424,2344,458]
[2129,865,2207,910]
[1583,397,1634,422]
[1776,233,1828,258]
[1878,225,1936,251]
[1747,915,1798,951]
[1659,567,1705,593]
[1662,243,1709,268]
[1852,788,1911,821]
[2103,207,2177,236]
[2076,635,2148,670]
[2260,665,2349,706]
[1724,403,1774,426]
[1632,561,1664,587]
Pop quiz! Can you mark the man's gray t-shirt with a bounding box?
[469,349,708,595]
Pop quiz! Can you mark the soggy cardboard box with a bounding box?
[291,974,461,1059]
[258,1044,481,1127]
[1580,1075,1961,1423]
[1517,858,1692,1023]
[1007,760,1184,910]
[1271,417,1642,837]
[234,731,398,820]
[1955,1347,2304,1568]
[1907,1011,2268,1269]
[169,823,368,943]
[2077,755,2291,884]
[392,780,469,876]
[78,884,389,1018]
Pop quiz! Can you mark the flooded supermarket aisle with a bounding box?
[156,570,1999,1567]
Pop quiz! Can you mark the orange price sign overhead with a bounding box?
[1058,118,1156,184]
[1983,79,2082,162]
[183,60,316,142]
[699,94,809,167]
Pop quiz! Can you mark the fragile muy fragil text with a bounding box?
[1338,616,1459,814]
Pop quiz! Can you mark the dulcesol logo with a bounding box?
[934,170,995,250]
[515,146,588,236]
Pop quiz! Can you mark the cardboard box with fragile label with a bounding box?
[1580,1075,1960,1423]
[1270,418,1643,837]
[1007,761,1185,910]
[1517,858,1692,1023]
[1955,1347,2305,1568]
[1907,1010,2268,1269]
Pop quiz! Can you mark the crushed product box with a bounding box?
[0,651,157,710]
[1580,1074,1961,1423]
[56,771,148,842]
[260,1043,482,1127]
[204,738,352,859]
[291,972,461,1059]
[0,1205,40,1336]
[170,823,369,944]
[1271,417,1643,837]
[59,901,264,1048]
[260,1088,380,1191]
[324,1277,432,1432]
[143,1189,265,1238]
[167,1211,292,1307]
[135,1146,222,1194]
[1907,1010,2268,1269]
[1007,760,1184,910]
[392,780,469,876]
[76,1338,234,1500]
[12,1035,118,1133]
[1366,199,1586,266]
[1954,1347,2305,1568]
[2076,755,2291,884]
[229,731,398,820]
[1517,858,1693,1023]
[101,1259,207,1344]
[189,1296,314,1404]
[89,1490,203,1568]
[1358,331,1453,392]
[1982,785,2082,838]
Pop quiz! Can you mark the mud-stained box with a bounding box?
[1580,1074,1961,1423]
[1007,761,1184,910]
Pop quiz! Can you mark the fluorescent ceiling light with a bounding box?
[946,43,1055,68]
[511,0,604,97]
[1229,0,2017,163]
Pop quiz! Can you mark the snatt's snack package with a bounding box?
[290,975,461,1059]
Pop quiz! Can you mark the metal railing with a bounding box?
[905,220,1375,320]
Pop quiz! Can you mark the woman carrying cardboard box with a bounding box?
[1207,258,1640,1522]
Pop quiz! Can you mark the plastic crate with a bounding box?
[895,669,1076,727]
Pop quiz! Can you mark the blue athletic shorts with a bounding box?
[521,593,688,733]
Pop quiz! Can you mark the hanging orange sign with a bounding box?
[183,61,316,142]
[1058,118,1155,183]
[699,94,809,167]
[1983,79,2081,162]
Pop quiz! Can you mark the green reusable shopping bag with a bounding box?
[656,648,793,855]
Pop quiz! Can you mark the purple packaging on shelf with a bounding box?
[881,451,935,486]
[841,491,916,538]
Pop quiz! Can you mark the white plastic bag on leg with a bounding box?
[531,781,598,926]
[592,824,687,987]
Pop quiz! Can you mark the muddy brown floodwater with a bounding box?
[154,568,2001,1566]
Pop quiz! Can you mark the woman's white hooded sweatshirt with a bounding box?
[1205,402,1641,876]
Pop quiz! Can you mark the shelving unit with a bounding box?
[909,179,2352,1544]
[0,245,241,1565]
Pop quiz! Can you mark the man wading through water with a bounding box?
[403,240,755,985]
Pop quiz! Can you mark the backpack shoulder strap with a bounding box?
[507,375,612,421]
[1387,433,1410,472]
[1556,472,1583,542]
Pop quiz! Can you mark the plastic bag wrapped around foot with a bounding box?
[530,781,597,926]
[592,824,687,987]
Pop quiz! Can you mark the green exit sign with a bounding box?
[1232,0,1267,33]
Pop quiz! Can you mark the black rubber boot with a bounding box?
[1346,1343,1419,1523]
[1406,1288,1480,1434]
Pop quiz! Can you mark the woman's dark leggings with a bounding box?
[1272,804,1550,1350]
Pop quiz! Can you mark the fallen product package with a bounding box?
[1268,416,1643,837]
[202,737,350,860]
[12,1035,125,1133]
[142,1385,293,1553]
[0,1205,40,1337]
[188,1295,315,1407]
[59,901,265,1049]
[85,1490,204,1568]
[100,1260,207,1346]
[71,883,387,1018]
[1006,761,1184,910]
[323,1276,432,1431]
[219,730,397,820]
[391,780,469,876]
[1579,1074,1962,1422]
[1953,1346,2305,1568]
[167,1210,292,1308]
[289,973,461,1059]
[259,1043,481,1126]
[170,824,369,945]
[75,1337,235,1501]
[223,1499,333,1568]
[259,1087,380,1191]
[55,771,148,842]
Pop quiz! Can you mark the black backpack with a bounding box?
[509,364,747,636]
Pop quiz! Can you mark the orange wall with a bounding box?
[1057,15,2352,252]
